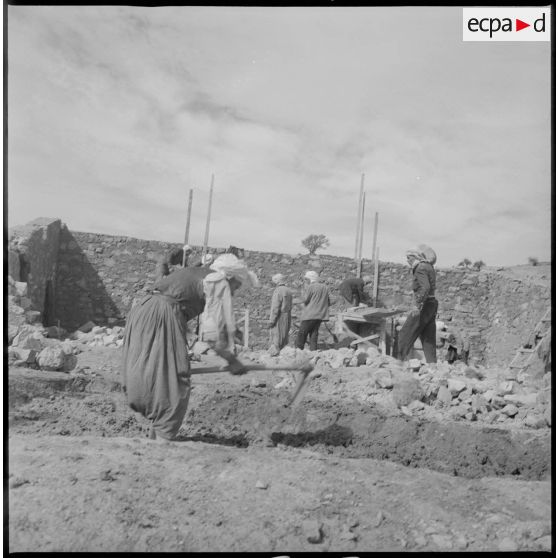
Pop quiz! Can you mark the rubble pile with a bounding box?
[231,344,552,431]
[8,276,124,373]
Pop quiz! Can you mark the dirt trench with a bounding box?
[8,368,550,481]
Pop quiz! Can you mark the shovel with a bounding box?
[190,360,313,407]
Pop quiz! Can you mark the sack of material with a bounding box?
[418,244,437,265]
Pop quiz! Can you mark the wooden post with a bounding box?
[358,190,366,266]
[202,175,214,259]
[183,188,193,267]
[244,310,249,348]
[373,246,380,306]
[354,174,364,261]
[371,211,378,269]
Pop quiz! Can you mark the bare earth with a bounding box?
[8,346,552,553]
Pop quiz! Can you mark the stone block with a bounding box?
[8,347,37,365]
[25,311,42,324]
[302,520,323,544]
[392,377,423,408]
[501,404,519,417]
[436,385,452,405]
[8,325,20,345]
[12,329,44,351]
[497,381,515,395]
[503,393,538,407]
[447,379,467,395]
[523,414,546,429]
[36,346,66,371]
[471,394,488,414]
[102,334,118,346]
[78,321,96,333]
[14,281,28,297]
[374,369,394,389]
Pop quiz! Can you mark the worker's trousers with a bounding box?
[296,319,322,351]
[397,298,438,363]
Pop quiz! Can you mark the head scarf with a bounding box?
[271,273,286,285]
[406,249,425,261]
[210,253,259,287]
[202,254,214,265]
[418,244,437,265]
[362,275,373,284]
[183,244,193,253]
[304,270,320,282]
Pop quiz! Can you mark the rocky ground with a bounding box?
[8,336,553,553]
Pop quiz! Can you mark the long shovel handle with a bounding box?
[190,363,313,375]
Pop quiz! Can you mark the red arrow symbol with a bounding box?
[516,18,530,31]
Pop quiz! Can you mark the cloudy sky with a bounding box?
[8,6,551,267]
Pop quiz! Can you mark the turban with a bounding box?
[183,244,193,253]
[210,253,259,287]
[202,254,214,265]
[304,270,319,282]
[418,244,437,265]
[271,273,286,285]
[362,275,373,283]
[406,249,426,261]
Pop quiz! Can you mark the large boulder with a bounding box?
[36,346,66,371]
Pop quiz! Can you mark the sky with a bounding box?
[7,6,552,267]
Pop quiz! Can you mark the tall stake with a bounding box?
[354,174,364,261]
[202,175,214,259]
[371,211,379,268]
[357,190,366,277]
[358,191,366,259]
[182,188,194,266]
[373,246,380,306]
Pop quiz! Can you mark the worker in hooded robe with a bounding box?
[199,253,259,365]
[267,273,293,356]
[122,254,257,442]
[397,247,438,363]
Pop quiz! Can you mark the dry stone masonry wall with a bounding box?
[7,219,550,366]
[8,218,62,323]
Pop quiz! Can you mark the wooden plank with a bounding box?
[349,333,379,346]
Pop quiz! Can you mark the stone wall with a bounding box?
[7,220,551,366]
[8,218,62,324]
[482,275,550,365]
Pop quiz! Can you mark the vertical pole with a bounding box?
[244,309,249,348]
[183,188,193,267]
[202,174,214,259]
[354,174,364,261]
[371,211,379,269]
[357,190,366,277]
[373,246,380,306]
[358,191,366,260]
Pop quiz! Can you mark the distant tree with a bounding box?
[528,256,539,266]
[301,234,330,255]
[457,258,472,268]
[472,260,486,271]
